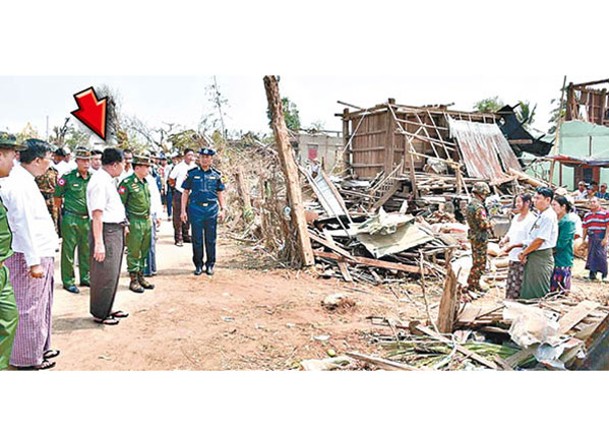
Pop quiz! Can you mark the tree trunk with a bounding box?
[263,76,314,267]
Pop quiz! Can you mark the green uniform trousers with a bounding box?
[0,265,18,370]
[61,212,91,286]
[126,217,152,273]
[467,239,488,292]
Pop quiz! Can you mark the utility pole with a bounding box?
[263,76,314,267]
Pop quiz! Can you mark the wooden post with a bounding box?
[437,249,458,333]
[263,76,315,267]
[342,108,351,172]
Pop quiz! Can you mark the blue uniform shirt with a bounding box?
[182,166,225,205]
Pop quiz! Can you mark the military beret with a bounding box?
[0,131,26,151]
[199,147,216,156]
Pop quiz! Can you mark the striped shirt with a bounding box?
[583,209,609,233]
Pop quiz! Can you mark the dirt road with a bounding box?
[50,219,413,370]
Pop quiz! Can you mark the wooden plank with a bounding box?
[558,300,600,335]
[437,261,458,333]
[346,351,424,371]
[336,261,353,282]
[263,76,314,266]
[415,325,499,370]
[369,181,400,213]
[313,250,427,275]
[309,231,355,261]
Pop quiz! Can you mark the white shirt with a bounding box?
[169,161,196,193]
[117,167,134,184]
[506,212,537,262]
[54,160,74,177]
[146,174,163,216]
[525,206,559,251]
[0,164,59,266]
[573,189,588,200]
[87,168,126,223]
[572,212,583,238]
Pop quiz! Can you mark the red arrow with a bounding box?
[71,87,108,140]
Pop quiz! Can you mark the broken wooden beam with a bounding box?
[314,250,429,275]
[345,351,424,371]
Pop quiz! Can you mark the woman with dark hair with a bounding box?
[499,193,536,299]
[550,195,577,293]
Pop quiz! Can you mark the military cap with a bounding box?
[472,181,491,196]
[132,155,153,166]
[0,131,26,151]
[199,147,216,156]
[74,146,92,159]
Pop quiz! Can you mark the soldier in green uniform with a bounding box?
[118,155,155,293]
[465,182,493,296]
[35,163,60,234]
[54,147,92,294]
[0,132,26,370]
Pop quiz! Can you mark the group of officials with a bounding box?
[0,132,226,371]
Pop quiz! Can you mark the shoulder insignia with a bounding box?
[58,178,66,186]
[118,185,127,195]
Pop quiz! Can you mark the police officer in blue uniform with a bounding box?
[180,148,226,276]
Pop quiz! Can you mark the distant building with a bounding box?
[293,130,343,172]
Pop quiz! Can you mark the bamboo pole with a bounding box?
[263,76,315,267]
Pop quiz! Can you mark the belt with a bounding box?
[197,201,217,207]
[64,209,89,219]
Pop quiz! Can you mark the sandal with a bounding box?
[110,310,129,318]
[43,349,60,360]
[16,359,56,371]
[93,317,120,325]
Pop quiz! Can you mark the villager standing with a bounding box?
[90,149,103,172]
[181,148,226,276]
[465,182,493,295]
[169,148,196,246]
[86,148,129,325]
[144,170,163,278]
[572,181,588,200]
[0,139,59,370]
[582,196,609,281]
[0,132,25,371]
[518,187,559,299]
[550,195,577,294]
[118,155,155,293]
[499,193,536,299]
[53,147,92,294]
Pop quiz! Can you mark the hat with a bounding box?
[555,187,568,196]
[472,181,491,196]
[158,152,167,160]
[132,155,152,166]
[199,147,216,156]
[74,146,92,159]
[0,132,26,151]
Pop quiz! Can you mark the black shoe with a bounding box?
[194,266,203,276]
[80,281,90,287]
[63,285,79,294]
[206,265,214,276]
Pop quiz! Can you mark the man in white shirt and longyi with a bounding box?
[0,139,59,370]
[86,148,130,326]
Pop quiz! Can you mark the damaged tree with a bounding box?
[263,75,315,267]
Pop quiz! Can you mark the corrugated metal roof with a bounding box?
[448,118,520,180]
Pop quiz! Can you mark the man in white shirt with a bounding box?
[117,148,134,184]
[0,139,59,370]
[573,181,588,201]
[86,148,129,325]
[168,148,196,246]
[90,149,103,172]
[53,147,71,177]
[518,187,559,299]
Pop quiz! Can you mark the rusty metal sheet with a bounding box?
[448,118,516,180]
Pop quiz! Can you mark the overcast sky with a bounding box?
[1,74,603,141]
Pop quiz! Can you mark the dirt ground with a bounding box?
[48,219,608,371]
